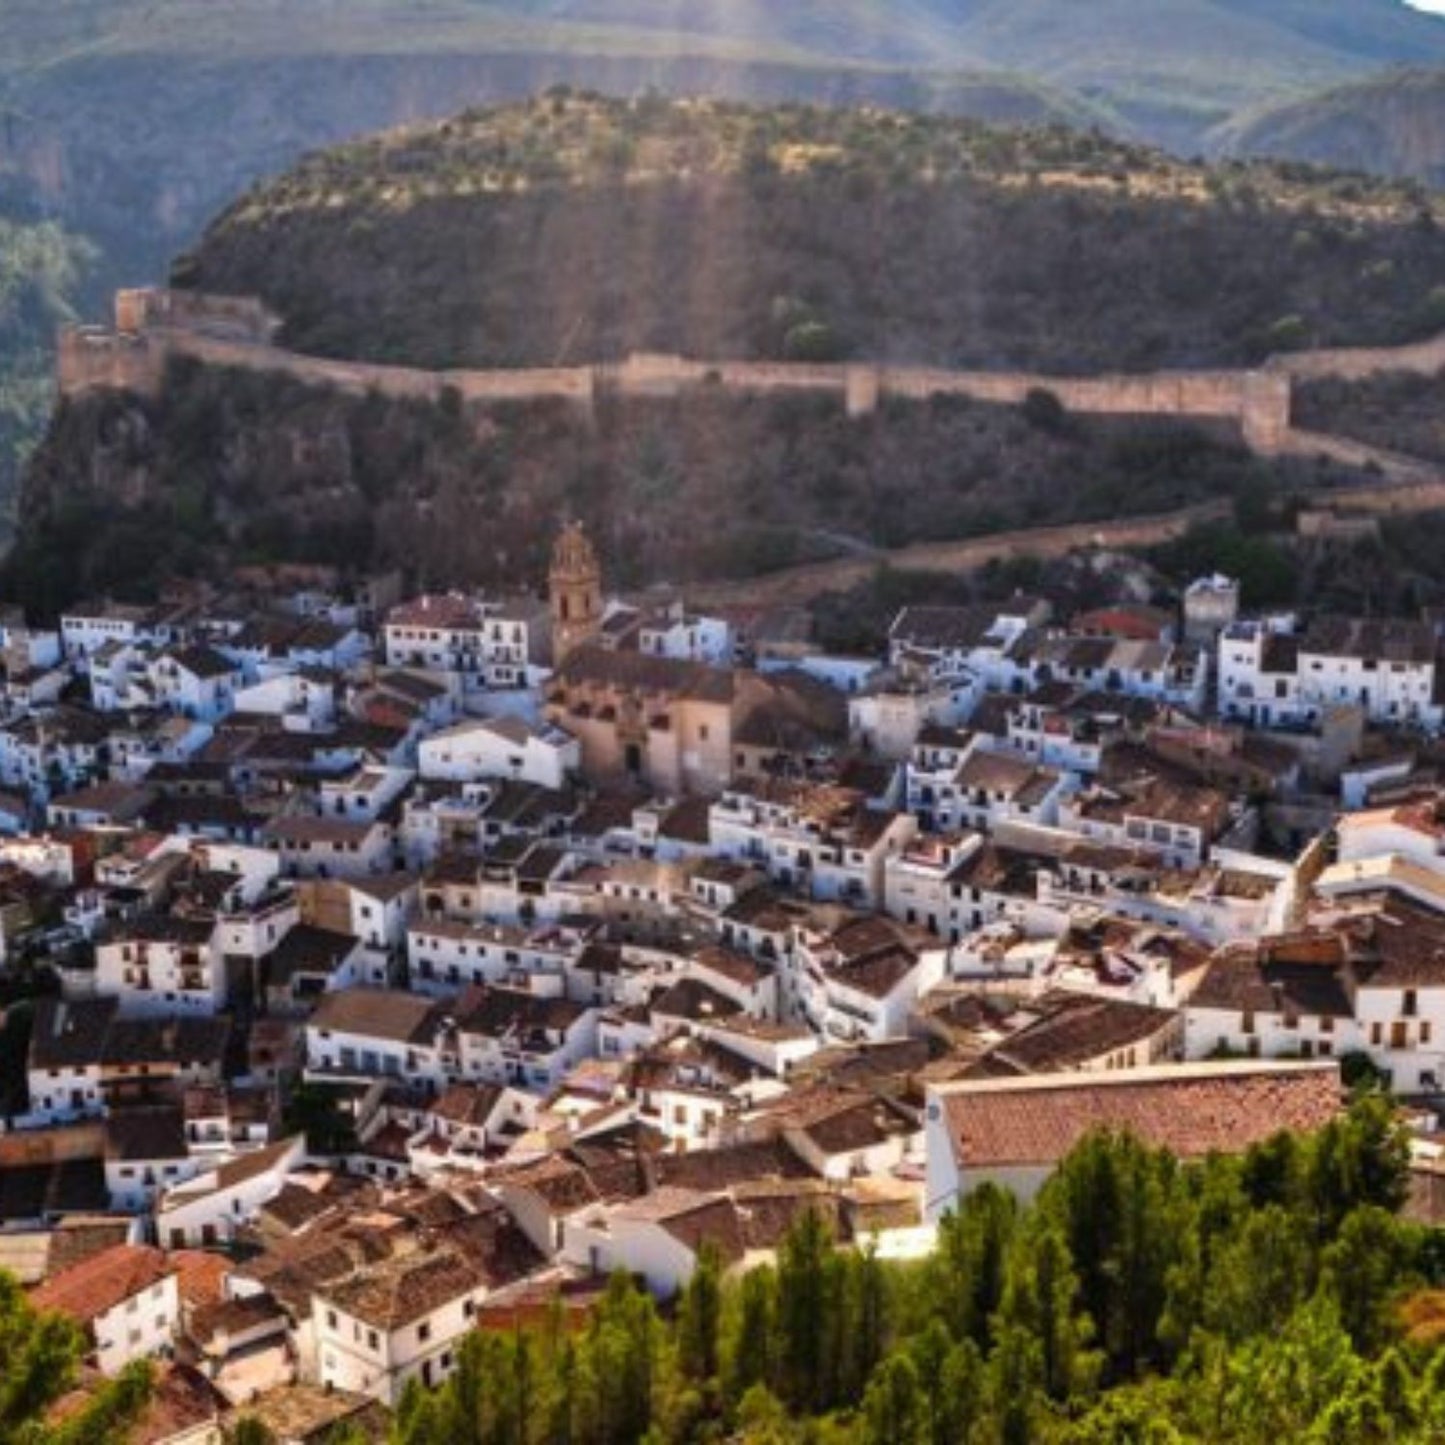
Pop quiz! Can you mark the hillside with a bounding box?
[177,95,1445,376]
[0,1,1115,314]
[1215,68,1445,185]
[0,218,94,537]
[5,0,1445,315]
[3,3,1444,525]
[7,353,1362,619]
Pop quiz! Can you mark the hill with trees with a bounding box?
[290,1101,1442,1444]
[4,0,1445,330]
[175,94,1445,377]
[16,94,1440,611]
[12,352,1364,619]
[0,217,94,540]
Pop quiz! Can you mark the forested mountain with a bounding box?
[0,218,93,537]
[178,95,1445,373]
[4,0,1445,323]
[13,95,1437,610]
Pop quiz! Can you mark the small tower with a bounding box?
[549,520,603,664]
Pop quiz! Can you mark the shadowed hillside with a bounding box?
[1215,68,1445,185]
[176,95,1445,376]
[6,354,1359,618]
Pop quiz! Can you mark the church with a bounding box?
[542,523,844,795]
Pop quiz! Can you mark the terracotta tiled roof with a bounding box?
[30,1243,173,1324]
[167,1250,232,1311]
[937,1060,1342,1171]
[322,1248,481,1331]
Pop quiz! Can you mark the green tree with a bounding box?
[1038,1131,1189,1378]
[928,1184,1017,1348]
[724,1266,777,1406]
[775,1210,839,1413]
[1306,1095,1410,1236]
[996,1220,1101,1403]
[1200,1205,1311,1343]
[677,1243,724,1385]
[0,1270,152,1444]
[1319,1206,1415,1354]
[858,1355,925,1445]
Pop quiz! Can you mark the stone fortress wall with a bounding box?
[60,286,1298,446]
[54,285,1445,490]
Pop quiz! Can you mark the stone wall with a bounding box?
[51,287,1445,489]
[1269,332,1445,383]
[56,288,1299,445]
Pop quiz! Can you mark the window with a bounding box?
[1404,990,1419,1017]
[418,1321,432,1343]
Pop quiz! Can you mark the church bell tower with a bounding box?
[549,520,603,664]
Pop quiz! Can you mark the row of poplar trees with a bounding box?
[2,1093,1438,1445]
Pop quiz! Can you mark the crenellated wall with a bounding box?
[52,287,1445,479]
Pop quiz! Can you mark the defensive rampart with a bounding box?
[52,287,1445,482]
[58,287,1300,452]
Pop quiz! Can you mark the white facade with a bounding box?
[418,716,580,790]
[314,1263,482,1407]
[383,594,532,689]
[156,1137,307,1248]
[709,786,918,910]
[91,1272,182,1377]
[95,925,225,1017]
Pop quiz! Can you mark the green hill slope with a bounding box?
[1215,68,1445,185]
[175,95,1445,375]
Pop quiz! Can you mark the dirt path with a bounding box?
[690,501,1235,608]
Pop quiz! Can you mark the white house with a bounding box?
[924,1060,1342,1218]
[265,814,395,879]
[30,1244,181,1377]
[1184,896,1445,1093]
[304,989,449,1088]
[61,601,180,659]
[709,779,918,910]
[561,1188,744,1296]
[637,603,733,666]
[232,670,338,730]
[313,1249,485,1405]
[784,914,948,1043]
[1220,616,1443,732]
[418,716,580,790]
[94,918,226,1017]
[382,593,535,691]
[155,1136,307,1249]
[147,647,242,722]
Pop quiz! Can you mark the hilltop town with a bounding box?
[0,468,1444,1432]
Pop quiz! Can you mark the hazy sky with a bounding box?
[1408,1,1445,11]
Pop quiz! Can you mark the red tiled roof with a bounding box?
[938,1061,1342,1170]
[31,1243,172,1324]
